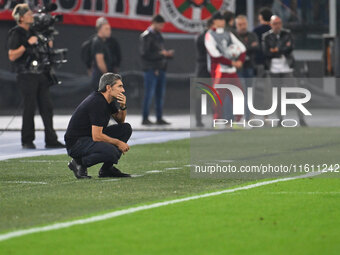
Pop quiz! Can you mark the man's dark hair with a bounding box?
[222,10,235,24]
[98,73,122,92]
[211,11,224,21]
[259,7,273,22]
[206,17,214,28]
[152,14,165,23]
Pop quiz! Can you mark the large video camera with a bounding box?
[28,3,67,85]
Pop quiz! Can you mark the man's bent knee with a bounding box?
[82,142,121,167]
[122,122,132,137]
[102,143,121,164]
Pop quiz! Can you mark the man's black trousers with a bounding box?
[66,123,132,170]
[17,73,58,145]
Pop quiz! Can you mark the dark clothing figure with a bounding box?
[140,26,170,124]
[17,73,58,145]
[236,31,259,70]
[7,25,60,148]
[67,123,131,169]
[105,37,121,72]
[253,24,271,66]
[91,36,121,91]
[65,92,132,169]
[91,36,112,71]
[195,29,210,78]
[7,26,33,73]
[263,29,306,126]
[140,27,167,71]
[225,26,237,35]
[64,92,118,148]
[194,29,210,127]
[142,69,166,121]
[262,29,295,71]
[236,31,259,121]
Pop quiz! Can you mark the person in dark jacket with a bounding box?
[253,8,272,123]
[195,18,214,79]
[140,15,174,125]
[253,7,273,74]
[263,15,307,126]
[193,18,214,127]
[235,15,259,121]
[263,15,295,74]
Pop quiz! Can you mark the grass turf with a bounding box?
[0,138,244,232]
[0,127,340,254]
[1,178,339,255]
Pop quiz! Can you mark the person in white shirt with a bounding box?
[204,12,246,120]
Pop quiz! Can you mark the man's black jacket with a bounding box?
[140,28,167,71]
[262,29,295,70]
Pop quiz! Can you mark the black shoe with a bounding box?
[45,141,66,149]
[22,142,36,149]
[156,119,171,125]
[98,166,131,178]
[142,119,154,125]
[68,159,91,179]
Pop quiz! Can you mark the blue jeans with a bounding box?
[142,70,166,121]
[238,68,255,121]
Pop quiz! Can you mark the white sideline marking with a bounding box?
[164,167,182,170]
[98,174,144,181]
[3,181,48,185]
[131,174,144,178]
[270,191,340,195]
[0,170,324,242]
[146,170,163,173]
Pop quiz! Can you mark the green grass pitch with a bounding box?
[0,127,340,254]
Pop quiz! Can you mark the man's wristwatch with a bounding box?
[120,105,127,111]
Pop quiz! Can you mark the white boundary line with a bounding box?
[0,170,323,242]
[2,181,48,185]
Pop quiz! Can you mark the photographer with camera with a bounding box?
[7,3,65,149]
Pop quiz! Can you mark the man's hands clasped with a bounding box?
[117,140,130,154]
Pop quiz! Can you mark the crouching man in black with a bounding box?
[64,73,132,179]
